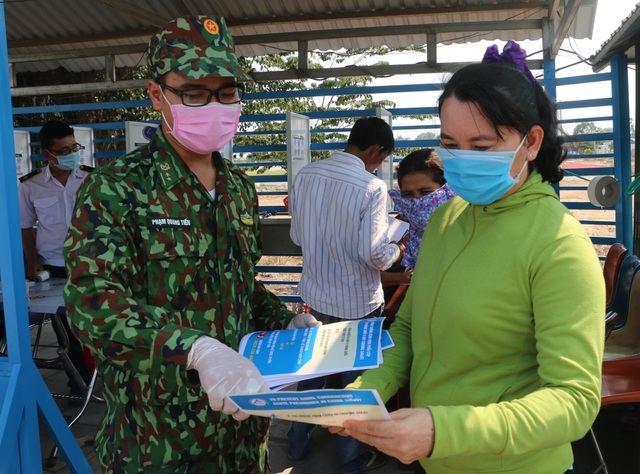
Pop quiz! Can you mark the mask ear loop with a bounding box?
[158,87,175,133]
[513,136,532,183]
[44,149,61,169]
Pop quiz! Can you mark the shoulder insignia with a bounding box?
[19,169,41,183]
[240,212,254,225]
[79,165,95,172]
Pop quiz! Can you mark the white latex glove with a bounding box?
[287,313,323,330]
[187,336,269,421]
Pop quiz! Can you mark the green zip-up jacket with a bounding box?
[64,128,293,473]
[354,171,605,474]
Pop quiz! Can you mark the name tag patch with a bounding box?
[149,217,192,228]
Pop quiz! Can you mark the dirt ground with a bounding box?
[256,171,620,301]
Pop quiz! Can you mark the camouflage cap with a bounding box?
[147,15,251,81]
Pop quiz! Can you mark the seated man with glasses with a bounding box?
[17,120,93,401]
[19,121,92,280]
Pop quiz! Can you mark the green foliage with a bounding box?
[13,67,156,164]
[567,121,614,155]
[236,50,399,170]
[13,45,432,169]
[416,131,438,141]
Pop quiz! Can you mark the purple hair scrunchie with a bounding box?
[481,40,537,89]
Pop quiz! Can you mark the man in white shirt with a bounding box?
[17,121,93,399]
[19,121,93,280]
[288,116,402,473]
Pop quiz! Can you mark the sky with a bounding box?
[360,0,639,138]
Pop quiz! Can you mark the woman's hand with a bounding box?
[329,408,435,464]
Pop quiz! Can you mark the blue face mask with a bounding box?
[53,151,81,170]
[435,136,528,205]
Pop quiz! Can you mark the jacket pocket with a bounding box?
[34,196,62,226]
[140,226,212,312]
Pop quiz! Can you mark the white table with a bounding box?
[0,277,66,314]
[26,278,66,314]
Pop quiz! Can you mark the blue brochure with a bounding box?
[239,317,389,389]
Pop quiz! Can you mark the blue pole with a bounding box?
[543,58,561,197]
[0,3,91,471]
[610,54,632,249]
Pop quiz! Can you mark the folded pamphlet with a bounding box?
[229,388,390,427]
[239,318,389,389]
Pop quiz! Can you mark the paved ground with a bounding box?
[28,322,640,474]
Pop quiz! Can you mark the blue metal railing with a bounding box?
[12,68,631,293]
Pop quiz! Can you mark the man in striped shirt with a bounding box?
[288,116,402,473]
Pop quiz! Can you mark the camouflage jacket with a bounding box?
[63,128,293,471]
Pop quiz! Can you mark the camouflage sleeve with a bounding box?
[252,279,295,330]
[63,173,203,391]
[244,172,295,330]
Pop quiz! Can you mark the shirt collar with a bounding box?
[43,163,85,182]
[43,165,54,182]
[333,151,367,170]
[151,128,194,190]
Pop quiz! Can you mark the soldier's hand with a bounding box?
[287,313,322,330]
[187,336,269,421]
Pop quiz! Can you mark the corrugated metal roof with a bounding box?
[590,2,640,71]
[5,0,599,90]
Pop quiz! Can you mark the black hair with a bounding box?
[347,117,395,154]
[40,121,74,150]
[437,62,566,183]
[396,149,446,188]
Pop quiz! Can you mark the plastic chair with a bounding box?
[606,252,640,331]
[604,257,640,361]
[604,311,620,342]
[603,243,628,306]
[589,251,640,473]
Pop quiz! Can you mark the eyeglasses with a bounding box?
[159,82,245,107]
[47,143,84,156]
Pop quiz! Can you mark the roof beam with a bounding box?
[89,0,166,28]
[232,20,542,46]
[228,2,547,27]
[10,44,147,63]
[551,0,582,57]
[547,0,562,19]
[174,0,204,16]
[9,60,544,97]
[7,7,544,49]
[9,20,543,63]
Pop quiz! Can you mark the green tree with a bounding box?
[416,131,437,141]
[237,50,396,168]
[569,121,613,155]
[13,66,157,166]
[12,47,432,169]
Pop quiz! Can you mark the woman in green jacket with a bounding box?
[331,41,605,474]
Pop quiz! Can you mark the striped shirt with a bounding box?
[290,151,400,319]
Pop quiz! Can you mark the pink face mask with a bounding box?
[161,89,242,154]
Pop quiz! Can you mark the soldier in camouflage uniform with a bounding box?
[63,15,318,473]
